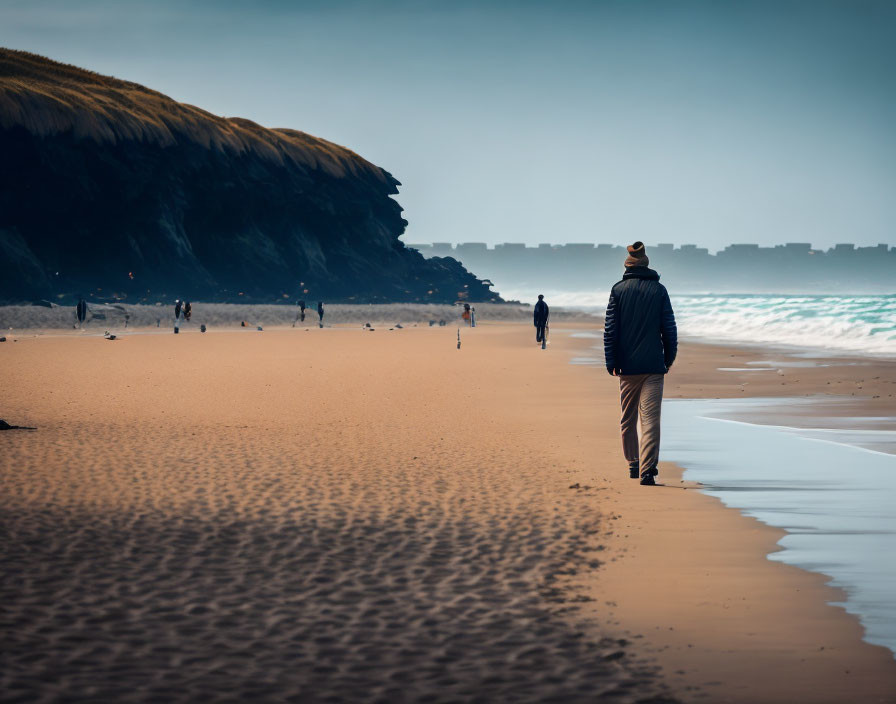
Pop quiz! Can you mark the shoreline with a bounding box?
[662,396,896,656]
[2,322,895,702]
[558,327,896,702]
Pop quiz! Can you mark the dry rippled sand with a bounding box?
[0,328,676,703]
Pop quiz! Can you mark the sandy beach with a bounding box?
[2,320,895,703]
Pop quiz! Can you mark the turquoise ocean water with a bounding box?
[507,291,896,357]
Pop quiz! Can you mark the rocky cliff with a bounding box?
[0,49,498,303]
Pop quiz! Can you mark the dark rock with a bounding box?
[0,419,36,430]
[0,50,501,304]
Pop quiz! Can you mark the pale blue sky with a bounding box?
[2,0,894,251]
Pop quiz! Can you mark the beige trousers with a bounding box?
[618,373,664,474]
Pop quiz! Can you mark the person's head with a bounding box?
[537,294,544,301]
[624,241,649,268]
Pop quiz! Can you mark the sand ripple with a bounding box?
[0,426,674,703]
[0,331,676,702]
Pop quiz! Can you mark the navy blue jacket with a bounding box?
[603,267,677,375]
[533,300,549,325]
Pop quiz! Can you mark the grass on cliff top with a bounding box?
[0,48,391,184]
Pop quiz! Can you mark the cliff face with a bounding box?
[0,49,498,303]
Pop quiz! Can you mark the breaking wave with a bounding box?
[504,289,896,357]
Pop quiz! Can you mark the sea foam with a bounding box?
[503,290,896,357]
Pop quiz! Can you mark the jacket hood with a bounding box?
[622,266,660,281]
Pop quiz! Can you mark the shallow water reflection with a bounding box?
[664,398,896,659]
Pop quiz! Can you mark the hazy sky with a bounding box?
[3,0,895,251]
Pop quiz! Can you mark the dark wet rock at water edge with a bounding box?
[0,49,500,305]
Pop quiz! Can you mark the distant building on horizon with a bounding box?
[404,241,895,294]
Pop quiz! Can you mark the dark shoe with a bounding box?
[629,464,639,479]
[640,474,656,486]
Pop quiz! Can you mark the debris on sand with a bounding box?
[0,419,36,431]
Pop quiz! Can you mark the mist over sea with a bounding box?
[503,290,896,358]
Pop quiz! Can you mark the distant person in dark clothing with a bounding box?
[603,242,678,486]
[317,301,324,327]
[76,298,87,327]
[174,299,183,334]
[533,294,549,344]
[300,300,306,323]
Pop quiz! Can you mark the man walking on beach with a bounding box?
[603,242,677,486]
[174,299,183,334]
[76,298,87,328]
[533,294,549,345]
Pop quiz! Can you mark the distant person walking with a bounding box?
[603,242,677,485]
[300,299,306,323]
[317,301,324,327]
[174,299,183,334]
[76,298,87,328]
[533,294,549,346]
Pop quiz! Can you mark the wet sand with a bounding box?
[564,336,896,703]
[2,323,895,702]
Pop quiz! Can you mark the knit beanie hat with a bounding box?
[624,241,649,268]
